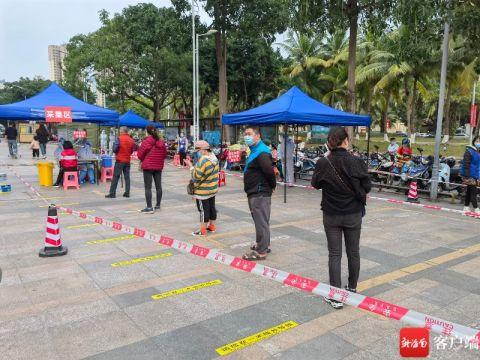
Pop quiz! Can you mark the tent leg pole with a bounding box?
[366,126,371,166]
[284,123,287,204]
[295,125,299,183]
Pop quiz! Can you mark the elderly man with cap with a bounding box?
[184,140,220,236]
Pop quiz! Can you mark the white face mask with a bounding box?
[475,143,480,149]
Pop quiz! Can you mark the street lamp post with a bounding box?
[194,29,217,142]
[430,21,450,200]
[191,0,197,142]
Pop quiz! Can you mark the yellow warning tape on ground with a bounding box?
[60,209,95,215]
[66,223,100,229]
[151,279,222,300]
[111,252,173,267]
[85,234,137,245]
[215,320,299,356]
[39,202,79,208]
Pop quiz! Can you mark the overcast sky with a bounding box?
[0,0,181,82]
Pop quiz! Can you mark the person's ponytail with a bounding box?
[146,125,159,141]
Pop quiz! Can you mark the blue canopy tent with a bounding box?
[118,110,164,129]
[0,83,118,124]
[222,86,372,202]
[222,86,371,126]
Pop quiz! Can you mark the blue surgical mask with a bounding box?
[193,151,200,163]
[475,143,480,150]
[244,135,254,147]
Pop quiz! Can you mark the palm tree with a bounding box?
[278,31,327,97]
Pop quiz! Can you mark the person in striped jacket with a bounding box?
[184,140,219,236]
[53,141,78,187]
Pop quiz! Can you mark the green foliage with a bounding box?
[0,77,51,104]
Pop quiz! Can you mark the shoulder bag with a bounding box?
[325,155,366,216]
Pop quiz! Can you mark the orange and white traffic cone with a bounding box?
[39,205,68,257]
[406,180,419,203]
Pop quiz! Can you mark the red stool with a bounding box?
[63,171,79,190]
[100,167,114,183]
[218,170,226,187]
[173,154,180,166]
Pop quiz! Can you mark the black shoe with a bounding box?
[345,286,356,293]
[105,194,115,198]
[154,205,160,210]
[140,207,154,214]
[123,193,129,198]
[323,296,343,309]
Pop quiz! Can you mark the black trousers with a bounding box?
[55,166,77,186]
[179,151,186,166]
[196,197,217,223]
[465,184,478,208]
[143,170,162,208]
[108,162,131,196]
[323,212,362,290]
[32,149,39,158]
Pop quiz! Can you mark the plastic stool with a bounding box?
[63,171,80,190]
[173,154,180,166]
[218,170,226,187]
[101,167,114,183]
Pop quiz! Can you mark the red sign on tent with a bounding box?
[45,106,72,123]
[470,105,478,128]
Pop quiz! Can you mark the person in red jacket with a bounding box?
[105,126,137,198]
[53,141,78,187]
[137,125,167,213]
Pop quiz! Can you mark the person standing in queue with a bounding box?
[36,123,50,159]
[461,136,480,214]
[137,125,167,214]
[184,140,219,236]
[311,127,372,309]
[242,127,276,261]
[177,132,189,166]
[105,126,136,198]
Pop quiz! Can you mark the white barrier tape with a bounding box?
[6,164,480,345]
[368,169,474,189]
[54,205,480,345]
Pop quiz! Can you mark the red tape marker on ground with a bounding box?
[6,165,480,346]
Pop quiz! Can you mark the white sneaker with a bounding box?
[474,208,480,214]
[463,206,471,212]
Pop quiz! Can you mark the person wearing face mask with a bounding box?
[461,136,480,214]
[387,138,399,161]
[177,132,189,166]
[311,127,371,310]
[242,127,276,261]
[184,141,219,236]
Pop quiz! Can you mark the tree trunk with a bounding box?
[346,0,358,140]
[380,91,391,134]
[404,77,412,134]
[153,100,160,122]
[443,82,452,136]
[410,77,418,134]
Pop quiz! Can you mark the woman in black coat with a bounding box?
[311,127,372,310]
[36,124,50,159]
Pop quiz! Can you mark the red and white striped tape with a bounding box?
[6,164,480,345]
[55,205,480,346]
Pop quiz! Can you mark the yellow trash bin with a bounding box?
[37,161,54,186]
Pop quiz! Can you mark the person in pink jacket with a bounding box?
[137,125,167,213]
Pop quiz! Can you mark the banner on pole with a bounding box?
[470,105,477,128]
[45,106,72,123]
